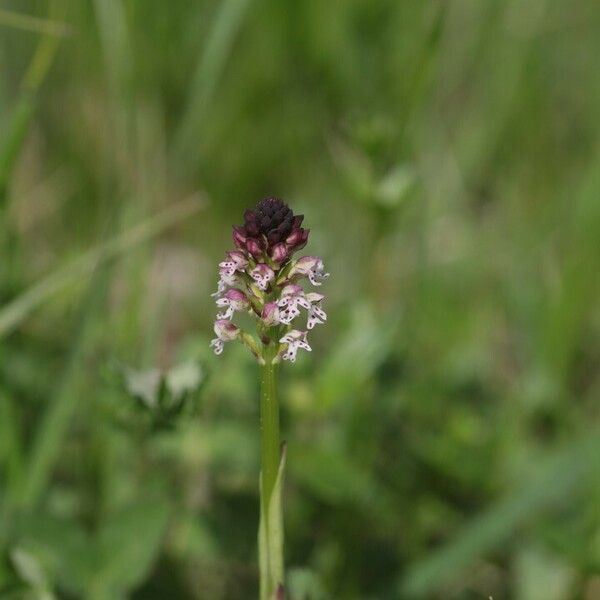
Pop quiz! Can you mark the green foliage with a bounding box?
[3,501,169,599]
[259,447,286,600]
[115,360,204,430]
[1,0,600,598]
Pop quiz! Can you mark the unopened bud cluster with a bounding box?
[210,197,328,363]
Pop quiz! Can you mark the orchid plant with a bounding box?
[210,197,328,599]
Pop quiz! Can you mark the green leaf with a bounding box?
[10,547,48,590]
[118,360,204,429]
[268,447,286,591]
[287,567,328,600]
[514,546,575,600]
[124,367,162,409]
[89,500,170,596]
[259,446,286,600]
[374,164,416,209]
[258,505,269,600]
[165,361,203,402]
[9,512,92,595]
[317,304,399,409]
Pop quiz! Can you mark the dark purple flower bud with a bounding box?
[267,230,282,245]
[210,319,241,354]
[246,221,260,236]
[214,319,240,340]
[216,288,250,319]
[277,218,292,235]
[285,229,303,247]
[225,288,247,303]
[261,302,280,326]
[233,197,309,263]
[246,238,263,258]
[271,243,289,263]
[295,229,310,251]
[232,226,247,249]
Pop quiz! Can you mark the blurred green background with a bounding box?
[1,1,600,598]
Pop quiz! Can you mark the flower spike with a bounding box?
[210,197,328,364]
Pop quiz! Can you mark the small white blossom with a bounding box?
[279,330,311,363]
[212,252,249,297]
[289,256,329,286]
[305,292,327,329]
[210,319,241,355]
[277,284,311,324]
[277,285,327,329]
[216,288,250,320]
[250,263,275,291]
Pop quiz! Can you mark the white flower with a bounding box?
[289,256,329,286]
[210,319,240,355]
[212,251,249,297]
[215,288,250,320]
[279,330,311,363]
[277,285,327,329]
[305,292,327,329]
[212,279,228,298]
[250,263,275,291]
[277,284,311,324]
[226,250,249,271]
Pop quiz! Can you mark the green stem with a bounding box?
[259,347,284,599]
[260,355,279,504]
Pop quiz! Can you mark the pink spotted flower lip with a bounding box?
[212,251,248,297]
[279,330,311,363]
[288,256,329,286]
[210,197,328,363]
[250,263,275,291]
[216,288,250,320]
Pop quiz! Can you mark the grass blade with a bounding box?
[0,195,206,340]
[400,430,600,598]
[174,0,252,159]
[0,8,70,37]
[18,261,112,511]
[0,0,66,202]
